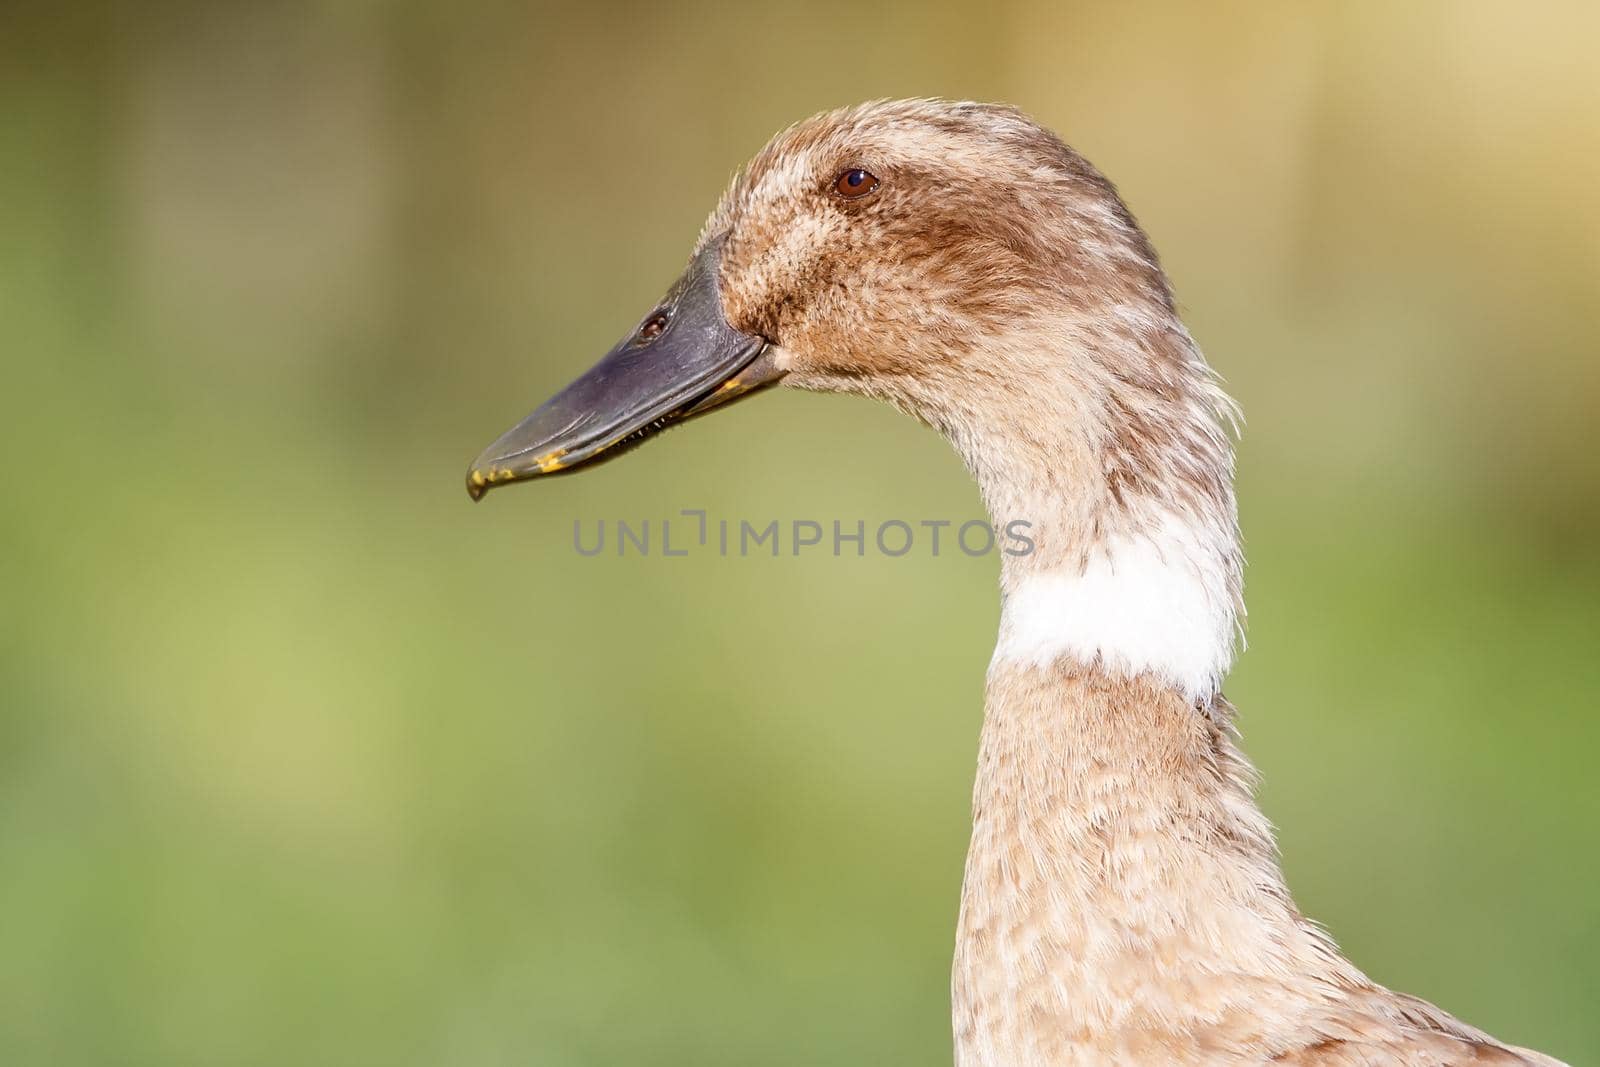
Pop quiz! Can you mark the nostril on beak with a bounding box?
[636,313,669,343]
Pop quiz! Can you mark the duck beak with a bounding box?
[466,236,782,500]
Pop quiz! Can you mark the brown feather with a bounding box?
[697,99,1563,1066]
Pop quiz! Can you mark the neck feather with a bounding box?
[994,506,1238,702]
[948,311,1356,1063]
[955,309,1245,704]
[953,666,1360,1064]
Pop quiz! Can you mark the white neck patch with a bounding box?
[992,511,1238,702]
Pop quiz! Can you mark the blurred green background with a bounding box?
[2,1,1597,1063]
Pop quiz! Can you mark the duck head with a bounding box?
[467,99,1238,609]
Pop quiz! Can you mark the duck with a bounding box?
[466,99,1564,1066]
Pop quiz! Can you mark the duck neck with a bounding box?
[948,439,1352,1061]
[953,662,1339,1064]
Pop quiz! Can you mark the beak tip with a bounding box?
[465,468,490,502]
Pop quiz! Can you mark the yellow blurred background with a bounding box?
[2,1,1597,1063]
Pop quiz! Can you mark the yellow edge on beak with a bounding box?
[469,448,568,489]
[467,361,768,496]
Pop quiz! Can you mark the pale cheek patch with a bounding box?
[992,513,1237,702]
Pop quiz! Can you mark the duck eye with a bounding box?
[833,168,879,199]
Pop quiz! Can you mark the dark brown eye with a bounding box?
[833,167,879,199]
[637,313,668,342]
